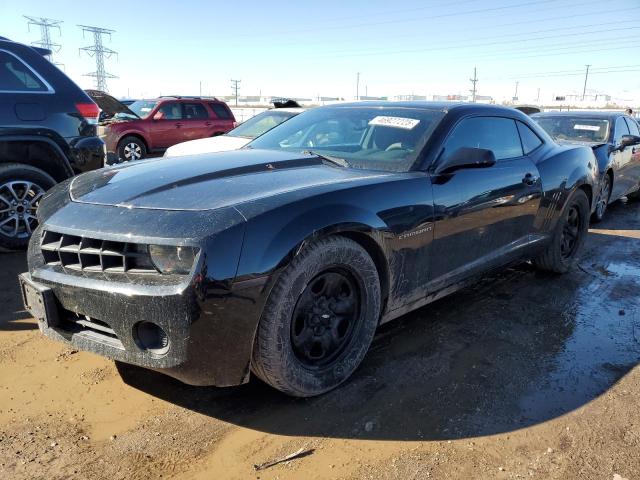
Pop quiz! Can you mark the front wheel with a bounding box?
[251,236,381,397]
[534,189,590,274]
[117,136,147,161]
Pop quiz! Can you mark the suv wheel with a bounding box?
[118,136,147,161]
[0,163,55,250]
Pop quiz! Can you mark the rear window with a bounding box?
[209,103,232,119]
[183,102,208,119]
[0,50,49,92]
[534,116,609,143]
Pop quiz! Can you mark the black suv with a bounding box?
[0,37,106,250]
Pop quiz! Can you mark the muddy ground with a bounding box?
[1,200,639,480]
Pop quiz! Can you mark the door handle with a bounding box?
[522,173,538,186]
[205,121,212,126]
[175,122,183,128]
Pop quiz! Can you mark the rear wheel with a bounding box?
[251,236,381,397]
[117,136,147,161]
[0,163,55,250]
[534,189,589,273]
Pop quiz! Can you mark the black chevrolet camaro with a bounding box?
[20,102,598,397]
[533,111,640,222]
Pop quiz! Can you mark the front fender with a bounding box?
[237,202,386,278]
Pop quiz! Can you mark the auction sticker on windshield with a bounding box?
[574,124,601,131]
[369,116,420,130]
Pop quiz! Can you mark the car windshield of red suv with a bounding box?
[116,100,158,120]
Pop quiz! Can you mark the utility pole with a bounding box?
[513,81,519,101]
[78,25,117,92]
[469,67,478,103]
[24,16,62,65]
[230,79,241,106]
[582,64,591,101]
[536,87,540,103]
[199,81,202,97]
[356,72,360,101]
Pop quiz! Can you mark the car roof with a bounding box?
[323,101,521,115]
[533,111,625,121]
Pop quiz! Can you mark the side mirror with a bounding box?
[436,147,496,174]
[152,112,165,121]
[620,134,640,148]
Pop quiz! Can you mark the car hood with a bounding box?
[85,89,139,118]
[70,149,390,211]
[164,135,250,157]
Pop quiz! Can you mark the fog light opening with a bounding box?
[133,321,170,355]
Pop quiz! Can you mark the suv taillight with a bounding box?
[232,121,239,128]
[75,102,100,125]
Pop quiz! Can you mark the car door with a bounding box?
[429,116,543,285]
[148,101,184,148]
[180,102,211,141]
[610,116,633,198]
[207,102,234,135]
[623,117,640,193]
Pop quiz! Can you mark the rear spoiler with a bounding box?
[0,36,51,57]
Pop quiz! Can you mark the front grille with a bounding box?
[41,230,157,274]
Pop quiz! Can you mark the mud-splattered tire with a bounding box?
[534,189,589,274]
[251,236,381,397]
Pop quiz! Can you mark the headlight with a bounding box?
[149,245,198,274]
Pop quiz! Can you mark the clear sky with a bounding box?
[2,0,639,103]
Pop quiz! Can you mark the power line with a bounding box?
[316,25,640,60]
[78,25,117,92]
[23,16,62,64]
[235,0,606,38]
[315,18,638,59]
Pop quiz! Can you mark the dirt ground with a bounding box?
[1,200,639,480]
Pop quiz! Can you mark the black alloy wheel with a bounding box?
[251,236,381,397]
[560,205,581,259]
[291,269,361,368]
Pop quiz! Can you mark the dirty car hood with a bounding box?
[70,149,389,211]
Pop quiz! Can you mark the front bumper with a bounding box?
[21,264,267,386]
[23,200,265,386]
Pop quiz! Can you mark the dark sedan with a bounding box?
[533,111,640,221]
[19,102,597,396]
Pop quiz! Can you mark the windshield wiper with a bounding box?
[302,150,349,168]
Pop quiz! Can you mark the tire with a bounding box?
[627,189,640,200]
[534,189,590,274]
[591,173,612,223]
[0,163,56,250]
[117,136,147,161]
[251,236,381,397]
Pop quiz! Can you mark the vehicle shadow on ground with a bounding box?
[0,252,37,331]
[119,203,640,441]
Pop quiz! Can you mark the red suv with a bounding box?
[91,94,236,161]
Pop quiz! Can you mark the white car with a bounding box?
[164,107,304,157]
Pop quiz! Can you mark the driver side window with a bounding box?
[614,117,630,144]
[443,117,523,161]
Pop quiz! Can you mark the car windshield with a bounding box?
[116,100,158,119]
[534,116,610,143]
[247,106,445,172]
[228,110,298,139]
